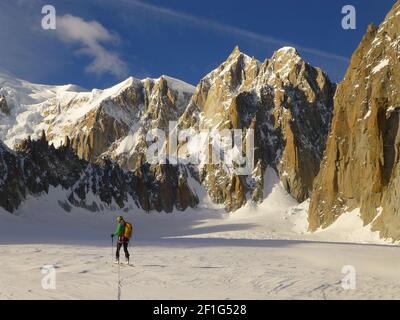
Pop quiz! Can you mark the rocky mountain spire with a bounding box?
[177,46,335,210]
[308,1,400,240]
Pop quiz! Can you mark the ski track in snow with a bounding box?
[1,241,400,300]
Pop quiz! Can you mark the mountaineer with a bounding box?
[111,216,133,265]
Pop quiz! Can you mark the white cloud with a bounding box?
[56,14,128,78]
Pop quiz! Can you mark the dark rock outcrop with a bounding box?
[0,133,198,214]
[0,95,10,115]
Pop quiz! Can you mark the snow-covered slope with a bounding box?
[0,71,84,107]
[0,72,195,158]
[0,71,86,148]
[0,165,396,300]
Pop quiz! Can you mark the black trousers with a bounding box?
[116,238,130,260]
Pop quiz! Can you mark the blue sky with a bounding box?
[0,0,396,89]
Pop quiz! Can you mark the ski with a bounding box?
[112,264,134,268]
[109,262,134,267]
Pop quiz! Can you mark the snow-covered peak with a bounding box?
[0,72,77,106]
[227,45,242,59]
[271,47,304,69]
[227,46,254,65]
[199,46,258,90]
[141,75,195,95]
[253,46,305,87]
[273,46,300,58]
[78,76,140,106]
[160,75,195,94]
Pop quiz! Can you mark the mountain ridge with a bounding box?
[0,45,336,214]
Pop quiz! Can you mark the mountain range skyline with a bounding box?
[0,0,396,90]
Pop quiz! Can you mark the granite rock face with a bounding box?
[178,46,335,210]
[309,2,400,240]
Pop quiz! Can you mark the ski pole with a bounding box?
[111,235,114,263]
